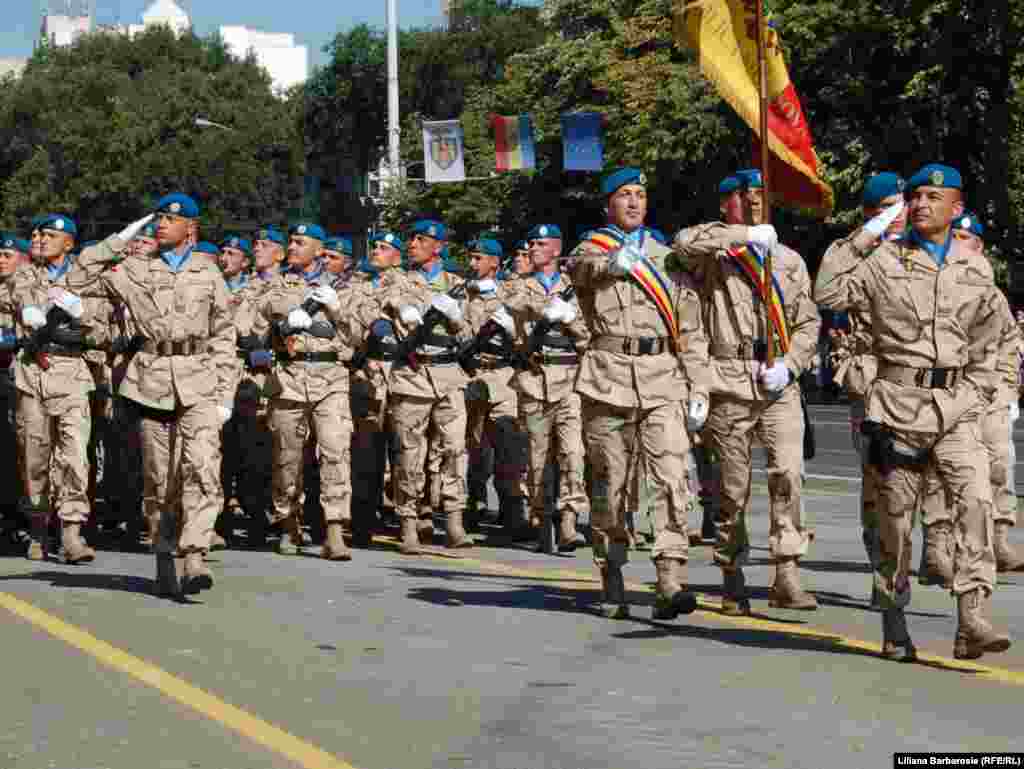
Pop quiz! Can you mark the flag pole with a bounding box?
[754,0,774,367]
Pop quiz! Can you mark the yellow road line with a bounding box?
[0,592,355,769]
[414,549,1024,687]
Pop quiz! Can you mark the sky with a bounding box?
[0,0,446,68]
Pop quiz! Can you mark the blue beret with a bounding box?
[514,239,529,251]
[468,237,503,258]
[288,222,327,241]
[36,214,77,238]
[155,193,200,219]
[15,237,31,253]
[719,176,742,195]
[527,224,562,240]
[0,232,26,252]
[324,236,353,256]
[953,211,984,238]
[862,172,906,208]
[646,227,668,245]
[907,163,962,191]
[139,221,158,239]
[82,240,99,248]
[601,167,647,197]
[255,226,286,246]
[193,241,220,256]
[411,219,448,240]
[370,231,403,251]
[30,215,46,232]
[735,169,763,189]
[220,235,252,255]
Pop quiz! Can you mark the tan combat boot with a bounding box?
[276,516,301,555]
[417,517,434,546]
[599,542,630,619]
[399,518,420,555]
[721,567,751,617]
[652,558,698,620]
[445,510,473,549]
[27,512,48,561]
[954,589,1011,659]
[154,553,181,598]
[322,521,353,561]
[994,522,1024,573]
[769,557,818,610]
[62,523,96,565]
[181,550,214,594]
[918,521,954,587]
[558,514,584,553]
[881,608,917,662]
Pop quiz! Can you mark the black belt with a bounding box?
[417,352,460,365]
[593,335,672,356]
[539,353,579,365]
[37,344,84,358]
[281,352,340,363]
[710,340,769,362]
[142,339,207,357]
[368,351,398,362]
[475,359,513,371]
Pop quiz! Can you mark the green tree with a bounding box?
[0,27,304,240]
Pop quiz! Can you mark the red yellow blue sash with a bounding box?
[728,244,790,354]
[586,227,679,342]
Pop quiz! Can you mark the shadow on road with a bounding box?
[0,569,153,595]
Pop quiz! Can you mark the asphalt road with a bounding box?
[1,405,1022,769]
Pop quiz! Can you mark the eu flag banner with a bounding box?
[561,112,604,172]
[492,114,536,172]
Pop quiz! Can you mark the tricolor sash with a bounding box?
[586,227,679,342]
[727,244,790,354]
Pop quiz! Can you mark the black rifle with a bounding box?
[21,306,77,371]
[458,315,515,377]
[348,318,397,372]
[801,389,816,460]
[515,284,576,370]
[395,282,468,370]
[251,296,334,367]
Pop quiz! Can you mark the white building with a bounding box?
[219,25,307,93]
[0,58,27,79]
[40,13,92,47]
[123,0,191,38]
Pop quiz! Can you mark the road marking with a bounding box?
[0,592,356,769]
[410,551,1024,687]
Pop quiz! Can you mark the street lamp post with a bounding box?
[386,0,401,184]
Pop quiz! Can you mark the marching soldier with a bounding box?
[349,232,405,546]
[0,235,24,531]
[570,168,703,619]
[381,219,472,553]
[324,236,355,287]
[248,222,367,561]
[502,224,588,551]
[65,195,235,596]
[816,164,1010,661]
[11,214,112,564]
[673,169,821,614]
[461,236,528,536]
[249,226,288,288]
[823,172,907,605]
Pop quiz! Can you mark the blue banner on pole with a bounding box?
[561,112,604,172]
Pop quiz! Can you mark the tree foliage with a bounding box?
[0,27,304,240]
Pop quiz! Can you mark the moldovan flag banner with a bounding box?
[491,114,537,172]
[561,112,605,172]
[423,120,466,183]
[673,0,833,217]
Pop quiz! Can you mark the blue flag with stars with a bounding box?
[561,112,604,172]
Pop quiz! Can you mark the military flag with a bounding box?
[673,0,833,217]
[422,120,466,183]
[561,112,604,172]
[491,114,537,172]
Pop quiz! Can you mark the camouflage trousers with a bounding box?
[268,393,353,526]
[16,392,92,523]
[391,391,467,520]
[874,418,996,609]
[136,400,222,555]
[466,387,527,506]
[582,397,691,567]
[520,392,587,526]
[705,385,810,567]
[350,379,393,530]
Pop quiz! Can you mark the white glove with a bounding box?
[759,360,791,393]
[490,306,515,334]
[864,200,905,238]
[686,394,709,433]
[310,286,340,311]
[543,296,576,324]
[400,305,424,327]
[431,293,463,323]
[287,308,313,330]
[21,306,46,330]
[217,406,232,426]
[1010,400,1020,424]
[116,213,155,243]
[51,289,84,320]
[748,224,778,252]
[470,278,497,294]
[608,244,643,277]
